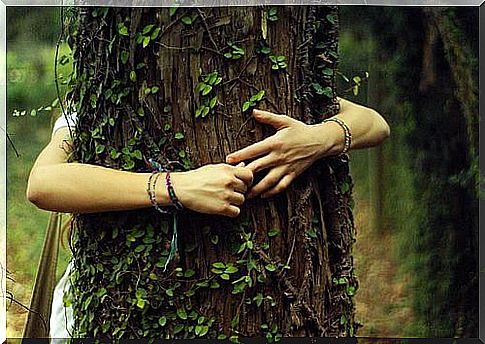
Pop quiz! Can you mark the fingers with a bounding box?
[222,204,241,218]
[253,109,293,130]
[227,191,245,206]
[233,166,254,187]
[234,181,248,194]
[261,173,295,198]
[226,137,272,165]
[246,153,279,173]
[248,168,285,199]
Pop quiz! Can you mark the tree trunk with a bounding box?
[66,6,357,339]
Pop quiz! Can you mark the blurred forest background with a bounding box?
[5,6,479,338]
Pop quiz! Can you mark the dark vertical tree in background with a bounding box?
[340,6,478,337]
[65,6,358,339]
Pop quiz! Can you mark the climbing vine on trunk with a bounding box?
[64,6,358,340]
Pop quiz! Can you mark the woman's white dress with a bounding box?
[49,113,77,339]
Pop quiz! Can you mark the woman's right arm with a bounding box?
[27,127,253,217]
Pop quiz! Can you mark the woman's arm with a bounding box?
[313,97,390,157]
[225,98,390,198]
[27,128,253,217]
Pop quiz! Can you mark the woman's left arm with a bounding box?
[226,97,390,198]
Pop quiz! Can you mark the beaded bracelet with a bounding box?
[146,158,182,272]
[165,172,184,211]
[323,117,352,155]
[146,171,169,214]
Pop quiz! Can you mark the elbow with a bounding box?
[381,118,391,141]
[26,168,49,210]
[373,110,391,143]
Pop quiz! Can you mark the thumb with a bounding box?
[253,109,292,129]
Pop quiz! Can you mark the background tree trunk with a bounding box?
[67,6,357,339]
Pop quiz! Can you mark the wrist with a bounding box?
[167,172,190,209]
[154,172,171,207]
[311,122,346,158]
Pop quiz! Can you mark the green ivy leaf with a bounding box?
[209,96,218,109]
[346,285,356,296]
[175,132,185,140]
[211,234,219,245]
[253,293,263,307]
[142,24,155,35]
[121,51,129,64]
[159,316,167,326]
[307,228,317,238]
[268,228,280,237]
[133,150,143,160]
[151,27,161,40]
[321,86,333,98]
[142,36,150,48]
[242,101,251,112]
[352,85,359,96]
[181,16,193,25]
[231,314,240,328]
[221,273,230,280]
[255,89,265,101]
[202,84,212,96]
[177,308,188,320]
[237,242,247,254]
[184,269,195,277]
[130,71,137,82]
[213,262,225,269]
[174,324,184,334]
[118,23,129,36]
[95,144,105,154]
[201,106,210,118]
[169,4,179,16]
[225,266,238,274]
[136,298,146,309]
[326,14,337,24]
[210,280,220,289]
[265,264,277,272]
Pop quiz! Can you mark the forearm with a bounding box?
[27,162,171,213]
[312,98,390,157]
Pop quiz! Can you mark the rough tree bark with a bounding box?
[66,6,358,339]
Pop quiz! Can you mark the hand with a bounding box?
[226,109,336,199]
[171,163,253,218]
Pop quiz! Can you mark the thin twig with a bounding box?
[234,115,253,141]
[197,8,219,51]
